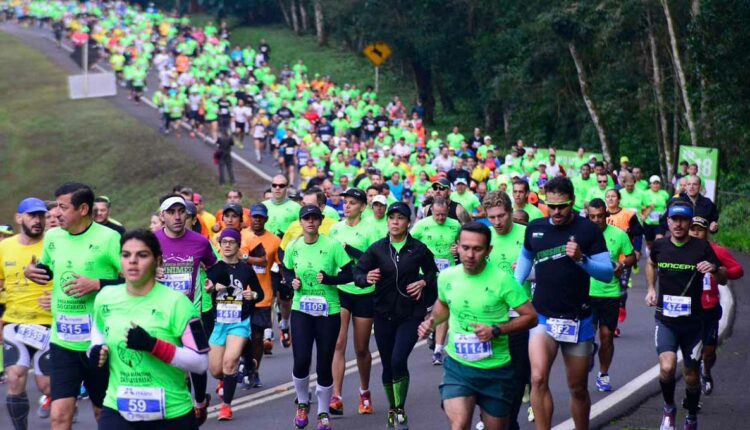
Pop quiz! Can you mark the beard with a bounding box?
[22,222,43,239]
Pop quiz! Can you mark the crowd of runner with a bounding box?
[1,2,746,430]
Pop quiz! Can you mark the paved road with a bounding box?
[1,22,745,430]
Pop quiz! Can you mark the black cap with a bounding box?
[341,188,367,203]
[387,202,412,219]
[299,205,323,219]
[288,189,303,202]
[432,178,451,188]
[223,203,244,217]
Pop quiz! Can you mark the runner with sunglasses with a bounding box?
[423,179,471,224]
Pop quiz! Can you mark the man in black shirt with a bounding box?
[646,202,725,430]
[659,175,720,236]
[92,196,125,235]
[515,176,612,430]
[216,130,235,185]
[280,131,299,185]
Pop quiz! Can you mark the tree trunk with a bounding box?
[484,102,500,133]
[289,0,300,34]
[661,0,698,146]
[298,0,309,32]
[503,109,512,148]
[672,76,680,170]
[434,73,455,113]
[568,41,613,163]
[188,0,200,14]
[314,0,326,45]
[411,59,435,125]
[277,0,292,28]
[647,9,674,182]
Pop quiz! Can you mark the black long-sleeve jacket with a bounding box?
[354,235,438,320]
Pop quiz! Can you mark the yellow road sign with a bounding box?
[363,42,392,67]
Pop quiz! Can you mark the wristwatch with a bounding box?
[491,325,503,338]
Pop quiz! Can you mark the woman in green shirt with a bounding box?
[91,229,209,430]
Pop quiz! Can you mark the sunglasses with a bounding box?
[597,180,608,183]
[432,185,449,191]
[271,183,288,188]
[547,200,572,210]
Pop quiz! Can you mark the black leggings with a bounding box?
[508,328,530,430]
[291,310,341,387]
[98,407,197,430]
[373,315,420,384]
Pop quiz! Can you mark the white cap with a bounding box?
[537,160,547,167]
[372,195,388,206]
[484,135,492,141]
[159,196,186,212]
[510,172,521,179]
[649,175,661,183]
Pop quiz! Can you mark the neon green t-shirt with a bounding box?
[488,223,531,296]
[283,235,350,315]
[263,199,300,236]
[410,217,460,271]
[438,265,529,369]
[572,176,596,212]
[451,191,480,215]
[42,223,121,351]
[642,189,670,226]
[589,225,634,297]
[369,216,389,238]
[329,218,379,295]
[94,283,198,419]
[518,203,544,222]
[620,189,645,214]
[585,187,609,205]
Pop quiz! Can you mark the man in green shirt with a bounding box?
[512,181,544,222]
[585,173,612,209]
[418,222,537,430]
[24,183,122,428]
[587,199,635,392]
[446,126,465,151]
[327,189,379,415]
[618,171,645,215]
[450,178,481,218]
[641,175,670,248]
[572,164,596,214]
[263,175,300,237]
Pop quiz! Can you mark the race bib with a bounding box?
[216,302,242,324]
[116,386,165,421]
[649,211,662,223]
[163,272,192,295]
[546,318,579,343]
[453,333,492,362]
[17,324,50,350]
[435,258,451,272]
[285,146,295,155]
[299,296,329,317]
[252,265,267,275]
[702,273,711,291]
[56,314,91,342]
[663,295,691,317]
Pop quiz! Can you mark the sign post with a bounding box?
[678,146,719,200]
[363,42,392,93]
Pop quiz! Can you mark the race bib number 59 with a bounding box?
[116,386,165,421]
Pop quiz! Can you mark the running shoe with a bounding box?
[281,328,291,348]
[522,384,531,404]
[596,374,612,392]
[195,393,210,426]
[329,395,344,415]
[295,403,310,429]
[216,380,224,401]
[387,409,397,429]
[264,338,274,355]
[218,404,233,421]
[78,385,89,400]
[358,390,373,414]
[475,421,485,430]
[317,412,332,430]
[38,395,51,418]
[614,327,621,338]
[660,405,677,430]
[395,408,409,430]
[432,350,444,366]
[632,263,640,274]
[684,416,698,430]
[618,306,627,323]
[700,363,713,395]
[527,406,535,422]
[252,373,263,388]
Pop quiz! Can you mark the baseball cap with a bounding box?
[341,188,367,203]
[432,178,451,188]
[250,203,269,218]
[620,156,630,163]
[223,203,244,217]
[159,196,186,212]
[537,178,548,187]
[17,197,48,214]
[299,204,323,219]
[455,177,468,186]
[184,201,197,217]
[484,135,492,141]
[649,175,661,183]
[667,204,693,219]
[372,195,388,206]
[387,202,412,218]
[431,131,439,136]
[537,160,547,167]
[288,189,303,202]
[0,224,14,236]
[691,216,709,229]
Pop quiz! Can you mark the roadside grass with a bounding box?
[0,32,227,228]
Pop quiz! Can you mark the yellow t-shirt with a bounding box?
[280,217,337,250]
[0,235,53,325]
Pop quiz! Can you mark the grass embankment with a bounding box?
[0,32,227,228]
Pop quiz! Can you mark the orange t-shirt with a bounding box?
[239,230,281,308]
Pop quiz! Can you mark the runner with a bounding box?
[410,197,461,366]
[154,195,218,425]
[418,222,537,430]
[90,229,209,430]
[512,181,544,222]
[1,198,53,429]
[641,175,670,250]
[686,216,743,396]
[354,202,439,429]
[483,190,533,430]
[238,204,281,388]
[514,176,613,430]
[645,203,725,430]
[586,198,635,392]
[23,182,122,430]
[206,228,264,421]
[327,188,379,416]
[424,179,471,224]
[282,205,353,430]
